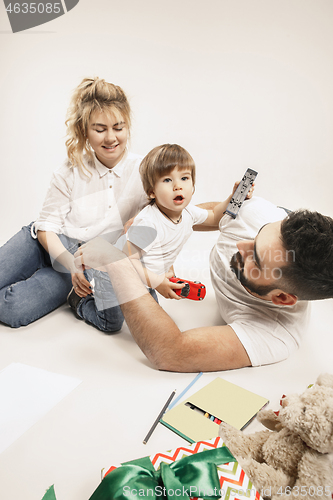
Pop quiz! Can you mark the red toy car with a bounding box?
[169,277,206,300]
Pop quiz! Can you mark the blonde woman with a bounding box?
[0,77,155,329]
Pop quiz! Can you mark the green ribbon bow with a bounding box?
[89,446,235,500]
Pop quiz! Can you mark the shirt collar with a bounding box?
[93,150,128,178]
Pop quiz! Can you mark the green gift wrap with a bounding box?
[95,437,262,500]
[41,485,57,500]
[41,437,262,500]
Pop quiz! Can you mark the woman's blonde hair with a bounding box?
[139,144,196,197]
[65,77,131,173]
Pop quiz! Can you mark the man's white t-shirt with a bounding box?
[210,196,310,366]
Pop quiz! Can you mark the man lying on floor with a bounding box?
[74,197,333,373]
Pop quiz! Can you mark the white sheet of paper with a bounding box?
[0,363,81,454]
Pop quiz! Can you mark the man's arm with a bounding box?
[105,258,251,372]
[74,241,251,372]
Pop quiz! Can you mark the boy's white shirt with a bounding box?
[115,203,208,275]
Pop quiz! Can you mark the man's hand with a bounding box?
[74,237,126,272]
[247,181,255,199]
[232,180,255,199]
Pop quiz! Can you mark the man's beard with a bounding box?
[230,251,277,297]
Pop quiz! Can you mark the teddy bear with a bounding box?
[219,374,333,500]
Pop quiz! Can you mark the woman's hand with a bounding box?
[155,272,185,300]
[71,271,92,298]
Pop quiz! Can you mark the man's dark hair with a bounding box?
[280,210,333,300]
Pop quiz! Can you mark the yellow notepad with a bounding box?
[160,377,269,443]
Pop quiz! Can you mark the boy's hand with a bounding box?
[122,216,135,234]
[155,272,185,300]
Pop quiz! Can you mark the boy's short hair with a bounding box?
[139,144,196,196]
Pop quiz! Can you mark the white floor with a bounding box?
[0,231,332,500]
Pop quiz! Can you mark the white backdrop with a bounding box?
[1,3,333,500]
[1,0,333,243]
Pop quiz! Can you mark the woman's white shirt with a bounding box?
[33,152,147,243]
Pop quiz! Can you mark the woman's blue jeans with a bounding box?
[76,270,158,334]
[0,223,78,327]
[0,223,158,331]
